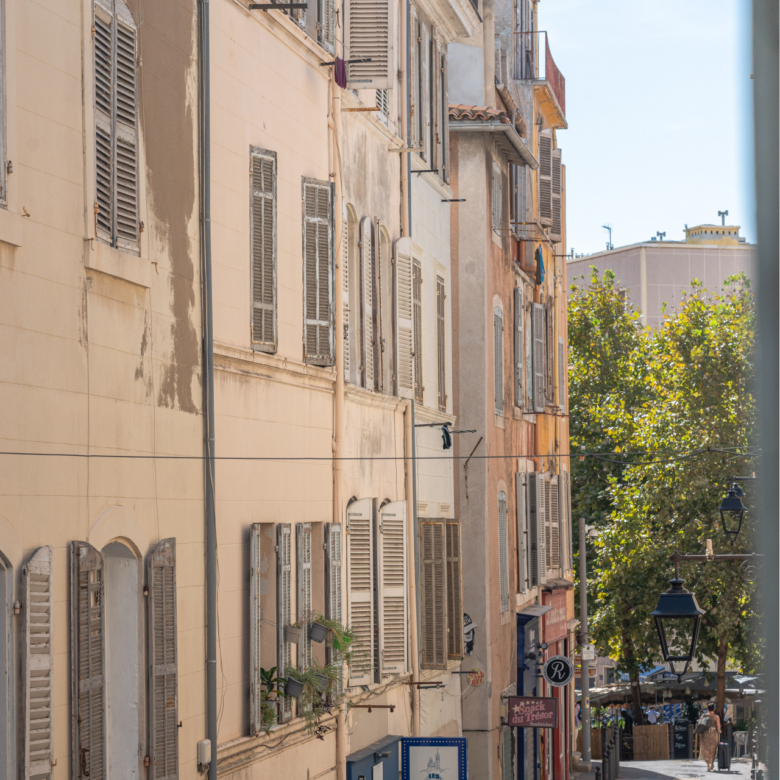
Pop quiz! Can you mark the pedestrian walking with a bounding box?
[696,703,722,771]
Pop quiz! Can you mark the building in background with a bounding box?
[568,224,754,329]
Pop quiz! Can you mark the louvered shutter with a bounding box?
[494,306,504,414]
[420,520,447,669]
[395,238,414,398]
[514,287,523,407]
[114,6,139,252]
[297,524,313,670]
[251,149,277,351]
[498,492,509,612]
[409,10,419,146]
[320,0,335,52]
[549,476,560,570]
[538,132,552,226]
[550,149,562,242]
[436,275,446,412]
[71,541,106,780]
[360,217,375,389]
[412,258,423,403]
[303,179,334,366]
[325,523,343,694]
[441,51,450,183]
[342,203,350,381]
[431,36,440,172]
[492,163,502,231]
[344,0,393,89]
[420,26,429,161]
[532,302,545,413]
[559,472,572,571]
[445,522,463,659]
[558,337,565,411]
[276,524,293,722]
[346,499,374,686]
[94,3,114,244]
[516,473,528,592]
[527,474,546,586]
[546,303,554,402]
[250,525,263,734]
[377,502,407,675]
[502,727,515,780]
[23,546,53,780]
[374,218,386,393]
[148,539,178,780]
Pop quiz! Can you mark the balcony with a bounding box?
[515,31,567,129]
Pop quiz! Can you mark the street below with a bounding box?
[574,758,755,780]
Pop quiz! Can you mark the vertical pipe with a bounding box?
[405,401,420,735]
[579,516,591,769]
[197,0,218,776]
[400,0,410,237]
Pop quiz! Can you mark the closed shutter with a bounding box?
[251,149,277,351]
[71,541,106,780]
[494,306,504,414]
[441,51,450,183]
[445,521,463,659]
[320,0,335,52]
[409,10,419,146]
[558,336,565,411]
[431,35,440,172]
[546,303,554,402]
[436,275,446,412]
[394,238,414,398]
[377,502,407,675]
[325,523,343,693]
[303,179,334,366]
[498,492,509,612]
[538,131,552,226]
[375,88,390,117]
[559,472,572,571]
[344,0,393,89]
[412,258,423,403]
[250,524,263,735]
[276,524,293,722]
[114,9,139,252]
[360,217,375,389]
[492,163,502,231]
[420,25,429,160]
[22,546,54,780]
[516,473,528,593]
[420,520,447,669]
[342,203,350,380]
[527,474,546,586]
[514,287,523,407]
[94,3,114,244]
[502,727,515,780]
[148,538,178,780]
[375,218,386,392]
[346,499,374,686]
[549,476,560,570]
[296,524,312,670]
[550,149,562,242]
[532,302,545,413]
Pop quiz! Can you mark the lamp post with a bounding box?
[719,483,746,543]
[578,518,598,769]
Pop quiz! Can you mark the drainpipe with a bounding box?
[405,401,420,735]
[197,0,218,778]
[482,0,495,108]
[401,0,411,235]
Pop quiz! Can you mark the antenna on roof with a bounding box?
[602,224,613,250]
[718,210,729,226]
[656,231,666,242]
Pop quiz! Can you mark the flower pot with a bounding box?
[309,622,328,644]
[284,678,305,698]
[284,625,302,644]
[311,673,329,692]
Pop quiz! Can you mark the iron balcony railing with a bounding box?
[514,30,565,118]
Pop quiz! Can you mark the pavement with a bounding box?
[573,757,755,780]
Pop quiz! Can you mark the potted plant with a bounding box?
[311,613,357,664]
[285,662,344,734]
[308,621,328,644]
[257,667,286,733]
[284,667,306,698]
[284,622,303,645]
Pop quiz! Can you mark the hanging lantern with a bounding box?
[718,483,746,543]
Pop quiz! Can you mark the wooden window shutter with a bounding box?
[377,501,407,675]
[251,148,277,351]
[148,538,179,780]
[302,179,334,366]
[546,303,554,402]
[558,336,565,411]
[319,0,336,53]
[374,218,386,393]
[346,500,374,686]
[550,148,562,242]
[514,287,523,407]
[516,473,528,593]
[409,9,419,146]
[431,35,440,172]
[549,476,560,570]
[250,524,263,735]
[420,25,429,161]
[276,524,293,722]
[420,520,447,669]
[498,492,509,612]
[359,217,375,388]
[532,302,545,413]
[412,258,423,403]
[344,0,393,89]
[445,521,463,659]
[296,523,313,670]
[342,204,351,381]
[22,546,54,780]
[559,472,572,571]
[441,51,450,183]
[538,131,553,226]
[94,3,114,244]
[325,523,343,694]
[394,237,414,399]
[502,727,515,780]
[70,541,106,780]
[492,163,502,231]
[494,306,504,414]
[436,275,446,412]
[527,474,546,586]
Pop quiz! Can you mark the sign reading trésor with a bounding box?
[506,696,559,728]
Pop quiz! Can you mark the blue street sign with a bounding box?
[401,738,468,780]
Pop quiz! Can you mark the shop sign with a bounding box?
[581,644,596,661]
[506,696,559,728]
[401,738,467,780]
[542,655,575,687]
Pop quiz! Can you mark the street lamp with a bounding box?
[719,483,746,543]
[651,568,706,681]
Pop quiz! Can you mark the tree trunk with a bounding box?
[716,637,728,721]
[629,669,644,725]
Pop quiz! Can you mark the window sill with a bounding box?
[494,413,505,429]
[0,207,24,247]
[491,228,502,248]
[85,240,150,288]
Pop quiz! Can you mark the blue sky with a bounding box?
[541,0,755,255]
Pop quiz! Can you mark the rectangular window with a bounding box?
[413,258,423,403]
[492,162,502,232]
[446,522,463,658]
[251,148,277,351]
[498,492,509,612]
[514,287,523,407]
[515,473,528,593]
[494,306,504,415]
[436,275,446,412]
[532,302,545,413]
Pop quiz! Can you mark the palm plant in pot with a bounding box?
[285,661,344,735]
[257,667,285,734]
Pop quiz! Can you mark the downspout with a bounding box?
[401,0,411,235]
[405,401,420,736]
[482,0,495,108]
[197,0,218,778]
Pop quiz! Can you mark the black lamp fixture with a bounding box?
[719,483,746,543]
[651,558,706,681]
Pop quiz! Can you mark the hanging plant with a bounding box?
[311,613,358,664]
[286,661,344,736]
